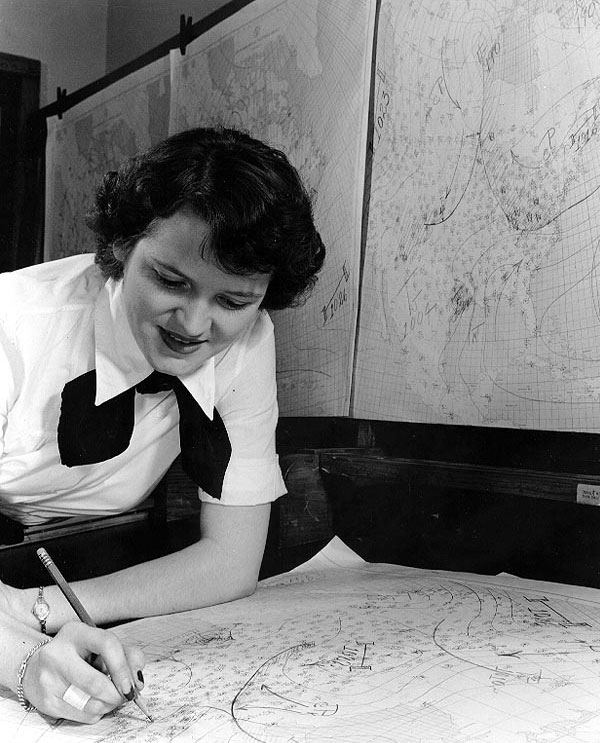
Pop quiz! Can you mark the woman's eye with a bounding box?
[219,296,248,311]
[155,271,185,289]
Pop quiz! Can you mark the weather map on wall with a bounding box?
[43,0,600,430]
[169,0,375,417]
[353,0,600,431]
[44,57,170,261]
[44,0,374,418]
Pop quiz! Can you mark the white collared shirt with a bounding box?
[0,254,286,526]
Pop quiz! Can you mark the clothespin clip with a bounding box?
[56,87,67,120]
[179,14,193,55]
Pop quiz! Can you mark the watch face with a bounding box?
[33,598,50,622]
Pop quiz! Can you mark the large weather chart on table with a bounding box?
[3,539,600,742]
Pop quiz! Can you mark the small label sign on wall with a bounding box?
[577,484,600,506]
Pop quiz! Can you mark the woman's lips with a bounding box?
[159,327,207,354]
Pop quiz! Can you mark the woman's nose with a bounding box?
[176,298,211,337]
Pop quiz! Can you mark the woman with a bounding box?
[0,126,325,722]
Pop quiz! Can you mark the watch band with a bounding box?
[31,586,50,634]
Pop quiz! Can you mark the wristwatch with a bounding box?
[31,587,50,634]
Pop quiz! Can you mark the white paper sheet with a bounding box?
[4,537,600,742]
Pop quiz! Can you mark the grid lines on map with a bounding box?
[352,0,600,433]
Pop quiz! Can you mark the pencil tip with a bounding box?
[133,693,153,722]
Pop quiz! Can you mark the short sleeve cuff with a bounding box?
[198,455,287,505]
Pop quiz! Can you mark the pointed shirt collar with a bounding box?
[93,279,216,418]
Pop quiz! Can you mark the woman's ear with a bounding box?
[112,242,129,263]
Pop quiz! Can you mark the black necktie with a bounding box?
[57,370,231,498]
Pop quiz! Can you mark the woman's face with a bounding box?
[117,209,271,377]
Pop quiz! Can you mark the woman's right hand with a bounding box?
[20,621,146,724]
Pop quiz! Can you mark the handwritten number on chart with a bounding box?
[322,262,349,325]
[370,67,391,153]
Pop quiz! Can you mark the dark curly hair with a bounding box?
[88,127,325,310]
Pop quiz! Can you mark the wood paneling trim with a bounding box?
[319,452,600,503]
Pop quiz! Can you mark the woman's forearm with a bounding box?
[46,536,259,629]
[18,502,271,632]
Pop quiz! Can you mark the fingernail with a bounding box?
[137,670,144,684]
[123,686,136,702]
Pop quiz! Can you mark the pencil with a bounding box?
[36,547,153,722]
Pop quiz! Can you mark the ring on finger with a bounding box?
[62,684,92,711]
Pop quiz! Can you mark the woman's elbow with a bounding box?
[236,574,259,600]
